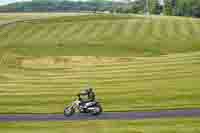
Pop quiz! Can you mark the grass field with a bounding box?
[0,14,200,114]
[0,15,200,113]
[0,52,200,113]
[0,13,89,30]
[0,118,200,133]
[0,15,200,56]
[0,13,89,20]
[0,13,200,133]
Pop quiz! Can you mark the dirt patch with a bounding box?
[19,56,135,69]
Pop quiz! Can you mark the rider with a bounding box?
[77,87,96,106]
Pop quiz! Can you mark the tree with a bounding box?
[164,0,173,15]
[191,0,200,17]
[131,0,144,13]
[150,0,162,14]
[171,0,177,15]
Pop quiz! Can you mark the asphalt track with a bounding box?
[0,109,200,122]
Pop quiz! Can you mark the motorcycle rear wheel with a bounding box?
[90,105,103,115]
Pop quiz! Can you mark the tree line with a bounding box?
[0,0,200,18]
[126,0,200,17]
[0,0,112,12]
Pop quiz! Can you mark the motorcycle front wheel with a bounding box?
[64,107,75,117]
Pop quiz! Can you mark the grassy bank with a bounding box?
[0,118,200,133]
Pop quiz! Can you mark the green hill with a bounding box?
[0,0,112,12]
[0,15,200,56]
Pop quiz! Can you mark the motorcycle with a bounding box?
[64,98,103,116]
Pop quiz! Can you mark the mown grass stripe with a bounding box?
[57,23,74,42]
[2,70,200,84]
[98,21,117,40]
[19,57,200,73]
[6,60,200,78]
[86,20,108,40]
[135,19,149,40]
[4,23,27,43]
[14,22,37,42]
[12,65,200,80]
[111,20,127,41]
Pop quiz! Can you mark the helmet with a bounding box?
[88,88,93,92]
[80,89,88,95]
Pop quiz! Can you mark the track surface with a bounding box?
[1,109,200,122]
